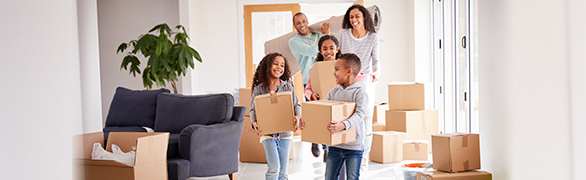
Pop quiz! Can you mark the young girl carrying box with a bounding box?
[249,52,302,180]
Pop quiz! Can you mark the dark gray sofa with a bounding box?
[103,87,245,180]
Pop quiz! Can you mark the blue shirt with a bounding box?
[288,32,324,84]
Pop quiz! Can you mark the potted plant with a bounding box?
[117,23,202,93]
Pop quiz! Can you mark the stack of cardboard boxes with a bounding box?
[414,133,492,179]
[371,83,438,164]
[372,102,388,132]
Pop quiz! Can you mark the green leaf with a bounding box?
[117,43,128,54]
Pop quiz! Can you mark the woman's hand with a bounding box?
[252,121,263,137]
[326,121,346,134]
[311,92,320,100]
[371,71,379,83]
[320,21,331,35]
[292,114,301,132]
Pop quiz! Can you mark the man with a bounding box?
[288,12,331,159]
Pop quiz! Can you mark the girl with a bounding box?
[338,4,380,172]
[249,52,302,180]
[304,35,341,161]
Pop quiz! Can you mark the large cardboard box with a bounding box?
[372,122,385,132]
[370,131,407,164]
[239,87,252,116]
[308,61,337,99]
[254,91,296,134]
[388,83,425,110]
[74,132,169,180]
[293,71,305,104]
[386,110,438,152]
[301,100,357,146]
[373,102,388,123]
[417,170,492,180]
[432,133,481,172]
[239,116,293,163]
[403,141,429,161]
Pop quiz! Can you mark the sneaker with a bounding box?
[311,143,320,157]
[323,149,328,162]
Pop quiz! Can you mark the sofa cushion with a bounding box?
[167,158,190,180]
[154,93,234,133]
[105,87,170,128]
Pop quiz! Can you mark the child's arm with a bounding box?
[249,86,264,136]
[290,83,302,132]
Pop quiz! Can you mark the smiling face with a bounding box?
[349,8,364,30]
[293,14,309,36]
[320,39,339,61]
[333,58,350,85]
[270,56,285,79]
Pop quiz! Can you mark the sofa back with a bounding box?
[154,93,234,133]
[105,87,170,128]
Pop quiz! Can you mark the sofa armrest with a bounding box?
[178,118,244,177]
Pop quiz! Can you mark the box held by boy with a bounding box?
[417,170,492,180]
[432,133,481,172]
[388,83,425,111]
[301,100,357,146]
[370,131,407,164]
[254,91,296,134]
[403,140,429,161]
[74,132,169,180]
[308,61,337,100]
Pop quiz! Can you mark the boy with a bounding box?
[301,53,368,180]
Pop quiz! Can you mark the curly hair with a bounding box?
[251,52,292,93]
[342,4,376,33]
[315,35,342,62]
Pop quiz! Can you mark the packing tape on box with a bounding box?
[343,103,349,117]
[463,160,470,170]
[414,142,420,152]
[270,93,278,104]
[462,134,468,147]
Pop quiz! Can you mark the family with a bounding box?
[249,4,380,180]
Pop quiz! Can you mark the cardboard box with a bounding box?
[403,141,429,161]
[254,91,296,134]
[373,102,388,123]
[370,131,407,164]
[372,122,386,132]
[74,132,169,180]
[388,83,425,110]
[239,116,293,163]
[239,87,252,116]
[293,71,305,103]
[301,100,357,146]
[432,133,481,172]
[386,110,438,152]
[417,170,492,180]
[308,61,337,99]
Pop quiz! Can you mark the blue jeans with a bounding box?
[262,138,291,180]
[325,147,364,180]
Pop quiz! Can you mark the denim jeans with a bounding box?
[325,146,364,180]
[262,138,291,180]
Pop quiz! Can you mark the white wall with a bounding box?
[78,0,103,133]
[0,0,80,179]
[479,0,573,179]
[365,0,411,103]
[97,0,180,124]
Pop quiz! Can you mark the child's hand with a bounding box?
[292,114,301,132]
[327,121,346,134]
[320,21,331,35]
[299,119,305,130]
[252,121,263,137]
[311,92,320,100]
